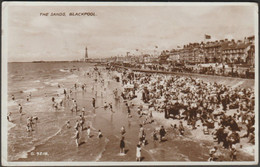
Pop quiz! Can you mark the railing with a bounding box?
[111,63,254,79]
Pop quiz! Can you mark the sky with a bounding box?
[4,2,257,62]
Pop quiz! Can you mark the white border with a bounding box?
[1,1,259,166]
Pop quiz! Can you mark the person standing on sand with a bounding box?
[152,129,158,142]
[87,126,91,138]
[74,129,80,147]
[64,89,67,96]
[159,125,166,142]
[52,97,55,103]
[139,124,146,145]
[126,103,131,117]
[92,98,96,109]
[75,120,80,130]
[74,100,78,113]
[18,104,22,115]
[179,121,184,136]
[26,117,33,132]
[79,115,85,130]
[120,136,125,154]
[81,107,85,116]
[136,144,141,161]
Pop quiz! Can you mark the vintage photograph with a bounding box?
[1,2,258,166]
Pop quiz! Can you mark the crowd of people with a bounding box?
[114,62,254,79]
[9,64,255,161]
[110,65,255,161]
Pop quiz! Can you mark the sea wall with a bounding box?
[115,66,255,89]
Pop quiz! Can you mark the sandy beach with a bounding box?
[7,63,255,162]
[130,83,254,161]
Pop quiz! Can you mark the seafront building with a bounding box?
[93,35,255,68]
[161,36,255,67]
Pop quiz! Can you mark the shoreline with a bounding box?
[7,64,255,162]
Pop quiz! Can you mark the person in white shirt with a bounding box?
[136,144,141,161]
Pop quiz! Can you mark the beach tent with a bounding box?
[124,84,134,89]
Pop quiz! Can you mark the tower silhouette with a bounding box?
[85,47,88,61]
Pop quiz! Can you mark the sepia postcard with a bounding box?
[1,1,258,166]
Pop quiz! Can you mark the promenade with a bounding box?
[114,65,255,89]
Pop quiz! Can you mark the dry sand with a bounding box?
[128,74,255,160]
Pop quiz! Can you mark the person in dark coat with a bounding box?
[120,137,125,154]
[159,125,166,142]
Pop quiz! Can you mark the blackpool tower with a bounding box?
[85,47,88,61]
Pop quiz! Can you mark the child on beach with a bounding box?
[26,117,32,132]
[152,129,158,141]
[209,146,218,161]
[104,102,108,109]
[75,120,80,130]
[92,98,96,109]
[120,126,126,136]
[7,112,12,122]
[109,103,114,112]
[11,95,15,101]
[97,130,103,138]
[87,126,91,138]
[230,145,237,161]
[54,102,58,111]
[136,144,141,161]
[59,99,63,106]
[66,120,71,129]
[120,137,125,154]
[79,115,85,130]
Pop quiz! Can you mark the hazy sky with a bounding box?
[4,3,257,62]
